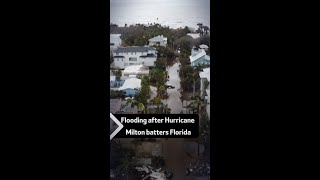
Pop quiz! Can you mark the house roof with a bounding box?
[118,77,141,90]
[204,55,210,61]
[189,49,206,63]
[199,67,210,81]
[149,35,167,42]
[200,44,209,49]
[110,99,122,113]
[123,102,137,113]
[187,33,201,39]
[114,46,156,53]
[123,65,144,74]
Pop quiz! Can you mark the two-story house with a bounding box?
[113,46,157,69]
[189,47,210,66]
[148,35,167,47]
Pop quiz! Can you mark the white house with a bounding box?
[148,35,167,47]
[199,44,209,51]
[113,46,157,69]
[187,33,201,39]
[110,34,122,50]
[199,68,210,119]
[190,47,210,66]
[118,77,141,96]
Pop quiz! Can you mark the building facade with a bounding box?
[113,46,157,69]
[199,68,210,119]
[110,34,122,50]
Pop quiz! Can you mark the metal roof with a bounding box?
[190,49,206,63]
[149,35,167,42]
[118,77,141,90]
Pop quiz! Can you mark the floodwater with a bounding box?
[110,0,210,29]
[163,62,184,114]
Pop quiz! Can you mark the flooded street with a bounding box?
[163,62,184,114]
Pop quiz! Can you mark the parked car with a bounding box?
[165,83,175,89]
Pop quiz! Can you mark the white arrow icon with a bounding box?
[110,113,124,140]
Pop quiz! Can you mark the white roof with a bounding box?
[123,65,144,74]
[204,55,210,61]
[110,76,116,81]
[200,44,209,49]
[187,33,201,39]
[118,78,141,90]
[199,68,210,81]
[190,49,206,63]
[149,35,167,42]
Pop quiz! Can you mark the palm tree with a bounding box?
[197,23,203,36]
[203,26,209,34]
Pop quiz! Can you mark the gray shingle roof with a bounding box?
[110,99,122,113]
[114,46,155,53]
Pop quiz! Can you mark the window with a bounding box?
[129,57,137,61]
[110,43,115,46]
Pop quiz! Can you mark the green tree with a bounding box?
[175,35,194,53]
[152,95,162,111]
[112,69,122,81]
[158,85,166,97]
[155,57,167,70]
[135,76,151,106]
[137,102,146,114]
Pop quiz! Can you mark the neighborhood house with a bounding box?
[113,46,157,69]
[148,35,168,47]
[189,47,210,66]
[118,77,141,96]
[199,44,209,51]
